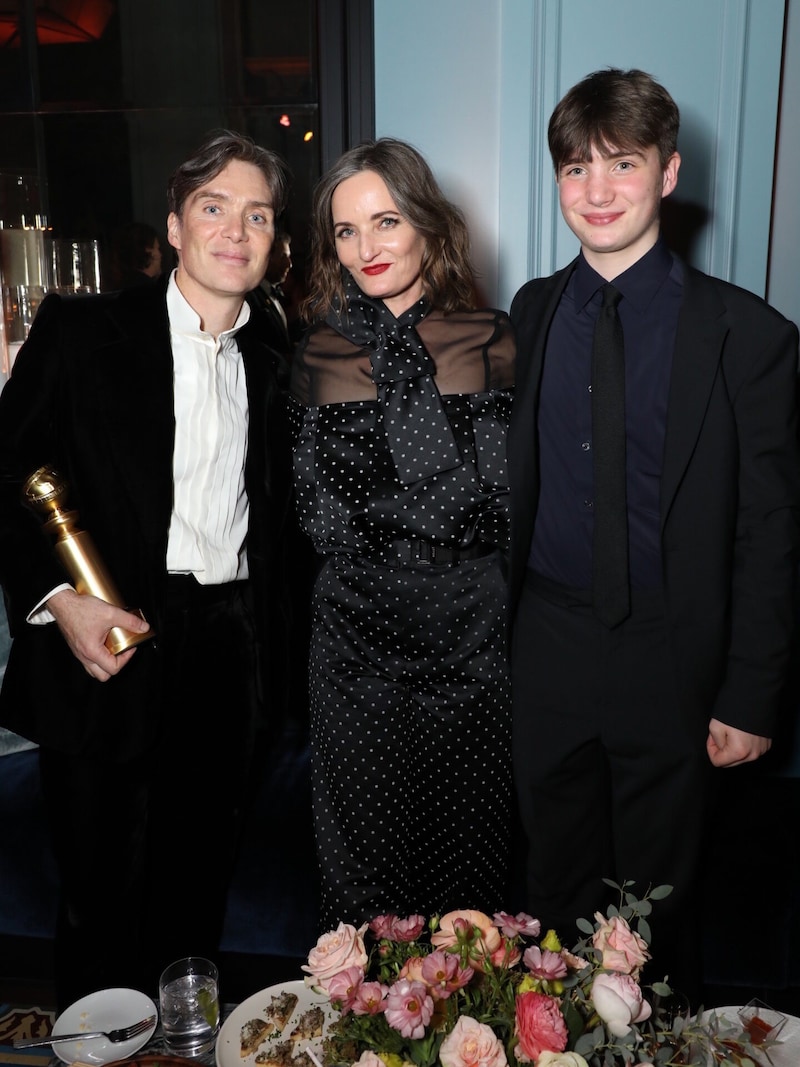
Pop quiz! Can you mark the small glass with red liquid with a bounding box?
[737,999,786,1046]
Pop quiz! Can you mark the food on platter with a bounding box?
[240,1018,272,1058]
[289,1007,324,1046]
[264,992,299,1034]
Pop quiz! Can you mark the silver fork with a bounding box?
[14,1014,156,1049]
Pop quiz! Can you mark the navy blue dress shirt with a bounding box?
[528,239,684,589]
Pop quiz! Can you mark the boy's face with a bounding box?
[556,143,680,276]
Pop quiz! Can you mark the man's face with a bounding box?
[557,143,680,276]
[167,158,275,310]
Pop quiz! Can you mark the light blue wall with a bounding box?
[375,0,790,315]
[769,0,800,324]
[373,0,504,304]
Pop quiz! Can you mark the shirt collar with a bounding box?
[166,269,251,341]
[573,238,676,314]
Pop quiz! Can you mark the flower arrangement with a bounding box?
[302,881,768,1067]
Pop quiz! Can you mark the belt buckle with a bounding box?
[415,540,433,565]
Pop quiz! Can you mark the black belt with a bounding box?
[368,539,496,567]
[166,573,249,608]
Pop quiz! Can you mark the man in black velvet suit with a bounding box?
[0,131,295,1005]
[508,69,800,1002]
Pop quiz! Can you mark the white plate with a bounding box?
[698,1006,800,1067]
[52,987,158,1066]
[216,980,336,1067]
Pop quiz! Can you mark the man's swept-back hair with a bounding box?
[303,137,475,319]
[548,68,680,171]
[167,129,290,218]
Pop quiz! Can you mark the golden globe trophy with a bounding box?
[22,464,153,655]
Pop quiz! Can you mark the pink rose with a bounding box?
[592,913,650,977]
[591,972,652,1036]
[514,991,568,1063]
[432,910,502,969]
[384,978,434,1039]
[439,1015,508,1067]
[302,922,368,992]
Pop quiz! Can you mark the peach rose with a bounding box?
[432,910,502,969]
[592,913,650,977]
[302,922,368,992]
[439,1016,508,1067]
[514,991,568,1062]
[397,955,427,983]
[591,971,652,1036]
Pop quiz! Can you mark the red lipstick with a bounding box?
[362,264,390,276]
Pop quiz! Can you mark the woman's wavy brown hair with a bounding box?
[302,138,476,320]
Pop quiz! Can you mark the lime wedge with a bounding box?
[197,987,219,1028]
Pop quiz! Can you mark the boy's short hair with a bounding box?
[548,68,680,170]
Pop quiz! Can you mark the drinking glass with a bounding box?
[158,956,220,1056]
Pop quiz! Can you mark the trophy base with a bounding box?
[105,608,155,656]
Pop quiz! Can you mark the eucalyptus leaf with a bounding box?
[648,884,673,900]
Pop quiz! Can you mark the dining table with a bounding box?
[18,998,800,1067]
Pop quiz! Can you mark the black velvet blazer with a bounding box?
[0,275,295,757]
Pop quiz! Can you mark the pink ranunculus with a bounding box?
[326,965,364,1012]
[514,991,568,1063]
[592,913,650,977]
[369,913,426,941]
[523,945,568,982]
[493,911,542,939]
[439,1015,508,1067]
[351,980,387,1016]
[536,1053,590,1067]
[591,971,652,1036]
[421,950,474,999]
[384,978,434,1039]
[369,914,398,939]
[392,914,426,941]
[302,922,368,992]
[432,910,502,969]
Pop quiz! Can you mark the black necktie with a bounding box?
[592,283,630,627]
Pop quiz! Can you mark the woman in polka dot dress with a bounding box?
[290,138,515,929]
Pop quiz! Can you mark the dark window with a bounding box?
[0,0,373,294]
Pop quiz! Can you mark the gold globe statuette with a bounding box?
[23,465,154,655]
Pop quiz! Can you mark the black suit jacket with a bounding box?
[508,258,800,737]
[0,275,295,757]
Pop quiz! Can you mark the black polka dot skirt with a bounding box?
[309,550,512,929]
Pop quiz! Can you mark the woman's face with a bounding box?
[331,170,426,318]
